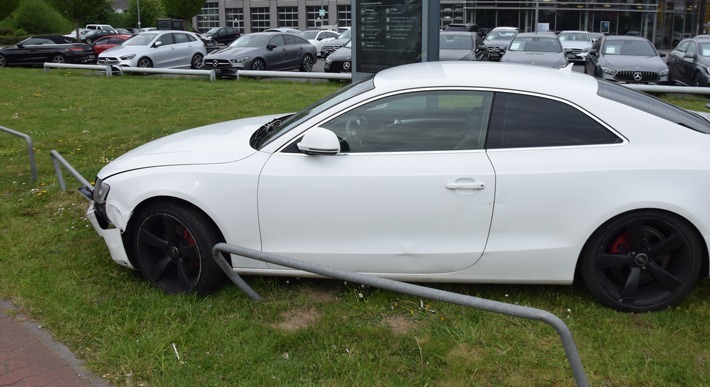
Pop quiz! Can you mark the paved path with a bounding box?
[0,301,110,387]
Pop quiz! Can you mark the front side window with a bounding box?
[320,90,493,153]
[486,93,621,149]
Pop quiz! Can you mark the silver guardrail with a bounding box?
[0,125,38,181]
[624,84,710,94]
[43,62,216,81]
[49,150,93,196]
[212,243,589,387]
[235,69,352,81]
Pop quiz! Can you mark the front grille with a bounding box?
[615,70,659,83]
[208,59,232,69]
[97,58,118,64]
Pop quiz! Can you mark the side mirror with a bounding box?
[154,41,163,48]
[267,43,276,50]
[659,52,666,58]
[297,128,340,155]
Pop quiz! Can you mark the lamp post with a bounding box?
[136,0,141,31]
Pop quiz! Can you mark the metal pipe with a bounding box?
[49,150,93,193]
[0,125,37,181]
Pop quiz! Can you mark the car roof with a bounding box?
[603,35,648,42]
[372,62,595,101]
[515,32,557,38]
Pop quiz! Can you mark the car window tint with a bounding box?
[676,40,690,53]
[158,33,175,45]
[687,42,697,56]
[486,93,621,149]
[174,33,189,44]
[269,35,285,47]
[596,80,710,134]
[321,90,493,153]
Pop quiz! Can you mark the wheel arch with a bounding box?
[121,195,228,269]
[573,208,710,283]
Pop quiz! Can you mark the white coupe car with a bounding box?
[86,61,710,312]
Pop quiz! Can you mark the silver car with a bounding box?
[501,32,568,68]
[204,32,317,77]
[558,30,593,63]
[98,30,206,69]
[483,27,518,61]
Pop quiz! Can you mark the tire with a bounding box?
[299,54,314,72]
[251,58,265,70]
[130,201,226,295]
[0,54,6,67]
[137,57,153,68]
[693,71,704,87]
[580,211,702,312]
[52,54,65,64]
[191,53,204,69]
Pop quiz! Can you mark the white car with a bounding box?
[298,29,339,57]
[558,30,593,63]
[86,61,710,313]
[98,30,206,69]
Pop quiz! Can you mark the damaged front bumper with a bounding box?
[86,203,135,270]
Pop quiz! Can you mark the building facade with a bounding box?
[191,0,708,49]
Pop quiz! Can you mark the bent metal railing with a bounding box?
[0,125,38,181]
[49,150,93,195]
[212,243,589,387]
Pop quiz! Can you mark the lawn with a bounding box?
[1,67,709,386]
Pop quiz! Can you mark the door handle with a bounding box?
[445,181,485,190]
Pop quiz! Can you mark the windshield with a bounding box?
[509,36,562,52]
[559,32,591,42]
[440,35,472,50]
[123,33,158,46]
[485,30,516,41]
[602,40,656,56]
[258,76,376,149]
[229,34,268,48]
[205,28,220,35]
[338,29,351,40]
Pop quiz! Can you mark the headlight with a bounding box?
[659,69,669,76]
[601,66,617,75]
[230,57,250,63]
[93,178,110,204]
[120,54,136,60]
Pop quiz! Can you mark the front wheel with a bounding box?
[580,211,702,312]
[251,58,265,70]
[191,53,204,69]
[130,201,226,295]
[300,54,314,72]
[137,57,153,68]
[0,54,6,67]
[693,71,705,87]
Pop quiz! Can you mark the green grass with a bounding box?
[1,67,710,386]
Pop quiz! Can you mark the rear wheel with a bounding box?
[0,54,6,67]
[581,211,702,312]
[300,54,314,72]
[137,57,153,68]
[130,201,226,295]
[693,71,705,87]
[52,54,65,64]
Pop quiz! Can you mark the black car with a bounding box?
[584,35,669,84]
[321,28,351,58]
[203,27,241,45]
[324,40,351,73]
[667,37,710,86]
[444,23,486,39]
[0,35,96,67]
[82,29,118,44]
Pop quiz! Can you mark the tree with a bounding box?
[0,0,19,22]
[46,0,111,37]
[160,0,205,22]
[125,0,164,30]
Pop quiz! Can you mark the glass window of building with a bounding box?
[306,6,322,29]
[196,1,219,33]
[226,8,244,33]
[278,6,298,28]
[251,7,270,32]
[337,5,352,27]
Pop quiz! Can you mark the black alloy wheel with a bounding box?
[131,201,226,295]
[300,54,314,72]
[581,211,702,312]
[52,54,65,63]
[137,57,153,68]
[0,54,6,67]
[251,58,265,70]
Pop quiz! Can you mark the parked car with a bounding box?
[324,40,351,72]
[299,29,339,57]
[97,30,206,69]
[204,32,316,77]
[501,32,567,68]
[91,34,132,56]
[0,35,96,67]
[590,32,604,43]
[483,26,518,61]
[584,35,669,84]
[558,30,593,63]
[438,31,489,61]
[83,28,119,44]
[203,27,241,45]
[667,37,710,86]
[265,27,301,34]
[321,28,351,57]
[64,28,91,41]
[87,61,710,313]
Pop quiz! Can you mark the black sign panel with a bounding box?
[355,1,423,73]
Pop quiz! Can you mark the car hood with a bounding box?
[439,49,474,61]
[98,114,284,178]
[205,46,262,59]
[561,41,592,50]
[502,51,567,67]
[328,48,351,61]
[600,55,667,71]
[483,39,511,49]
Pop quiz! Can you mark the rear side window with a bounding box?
[486,93,622,149]
[596,80,710,134]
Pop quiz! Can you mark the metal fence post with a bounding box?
[0,125,38,181]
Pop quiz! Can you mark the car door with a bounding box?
[265,34,289,69]
[14,38,52,65]
[682,41,698,84]
[257,89,496,274]
[171,32,195,67]
[667,40,689,83]
[152,33,176,67]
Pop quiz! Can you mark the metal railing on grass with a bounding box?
[43,62,217,81]
[49,150,93,196]
[212,243,589,387]
[235,69,351,81]
[0,125,37,181]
